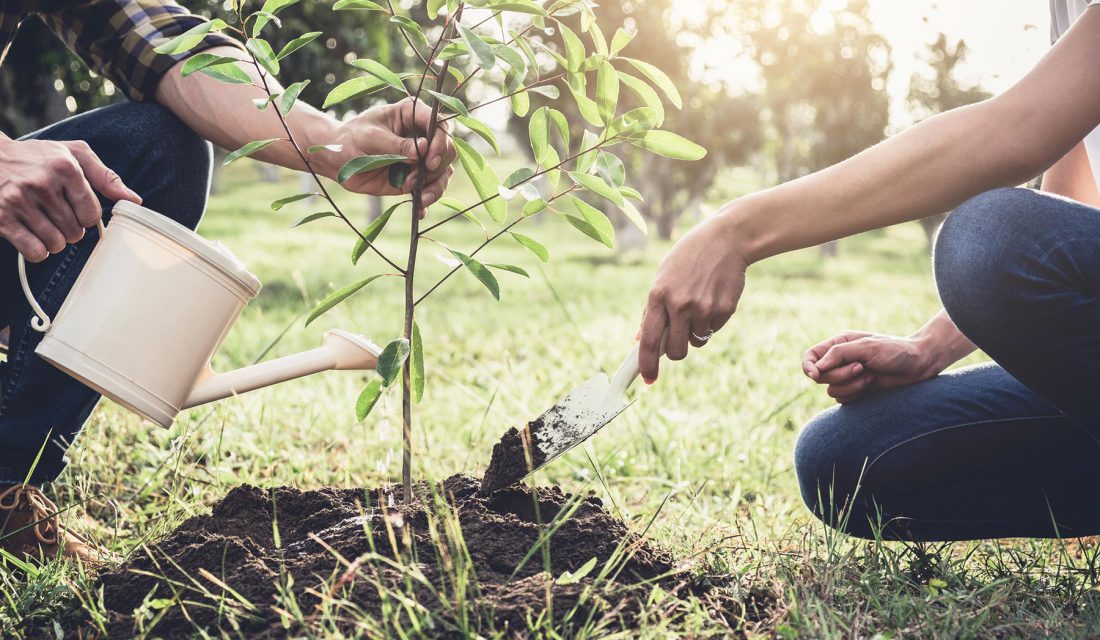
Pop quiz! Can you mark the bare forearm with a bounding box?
[153,46,343,178]
[1041,140,1100,206]
[912,310,977,372]
[724,9,1100,264]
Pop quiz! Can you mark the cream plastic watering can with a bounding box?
[17,200,381,428]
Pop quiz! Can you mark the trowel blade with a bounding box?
[479,374,632,494]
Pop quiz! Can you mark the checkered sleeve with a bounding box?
[37,0,244,102]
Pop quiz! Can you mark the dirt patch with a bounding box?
[96,475,702,638]
[479,424,545,495]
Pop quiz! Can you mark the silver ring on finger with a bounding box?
[691,329,714,343]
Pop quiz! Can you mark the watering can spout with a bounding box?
[182,330,381,409]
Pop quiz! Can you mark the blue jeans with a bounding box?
[0,102,211,485]
[796,188,1100,541]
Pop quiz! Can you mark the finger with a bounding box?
[816,362,864,385]
[66,142,140,204]
[62,181,104,229]
[34,186,83,243]
[426,127,456,174]
[18,209,66,255]
[402,97,434,135]
[816,340,872,373]
[665,310,691,362]
[687,315,712,349]
[638,303,667,383]
[4,220,48,263]
[827,373,875,401]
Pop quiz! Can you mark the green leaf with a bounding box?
[390,15,428,48]
[522,199,547,216]
[438,41,469,60]
[510,232,549,262]
[290,211,335,227]
[352,201,403,264]
[620,198,648,235]
[246,38,280,75]
[449,248,500,300]
[570,172,624,206]
[457,116,501,155]
[323,76,385,108]
[557,557,598,585]
[411,321,425,403]
[271,192,317,210]
[559,24,585,71]
[510,88,530,117]
[595,60,619,125]
[253,0,301,33]
[453,138,505,223]
[610,28,634,56]
[620,186,643,200]
[457,22,496,69]
[548,108,570,154]
[529,85,560,99]
[355,379,384,421]
[224,138,281,165]
[627,130,707,160]
[154,19,226,55]
[253,95,275,111]
[621,57,682,109]
[570,85,602,127]
[305,274,386,326]
[504,167,535,188]
[338,154,409,184]
[617,70,664,124]
[484,0,547,15]
[607,106,660,138]
[307,143,343,154]
[199,62,252,84]
[529,106,550,164]
[564,195,614,248]
[487,263,530,277]
[351,58,407,94]
[376,338,411,387]
[595,151,625,187]
[279,79,309,115]
[333,0,386,9]
[180,53,238,77]
[427,90,469,116]
[277,31,322,59]
[427,0,445,18]
[575,130,600,174]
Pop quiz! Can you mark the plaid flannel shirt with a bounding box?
[0,0,241,102]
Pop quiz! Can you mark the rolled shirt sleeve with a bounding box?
[35,0,244,102]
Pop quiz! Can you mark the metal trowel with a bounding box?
[479,342,648,494]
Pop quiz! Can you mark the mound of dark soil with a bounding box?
[97,475,695,638]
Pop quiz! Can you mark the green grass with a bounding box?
[4,161,1100,638]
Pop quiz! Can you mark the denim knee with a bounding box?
[795,407,865,526]
[933,188,1040,342]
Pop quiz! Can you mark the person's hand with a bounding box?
[638,214,748,383]
[323,97,456,215]
[0,137,140,262]
[802,331,945,403]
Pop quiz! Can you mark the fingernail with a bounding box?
[429,155,441,171]
[127,188,142,202]
[422,192,437,206]
[643,377,656,385]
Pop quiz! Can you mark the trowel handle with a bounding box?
[18,219,106,332]
[606,330,667,402]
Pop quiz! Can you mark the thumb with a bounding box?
[68,143,141,204]
[816,340,872,373]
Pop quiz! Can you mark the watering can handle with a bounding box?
[18,219,107,333]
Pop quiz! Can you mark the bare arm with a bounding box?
[1041,140,1100,206]
[637,7,1100,382]
[154,46,455,205]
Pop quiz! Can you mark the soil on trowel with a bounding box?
[95,474,702,638]
[479,421,548,495]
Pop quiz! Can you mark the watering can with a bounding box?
[16,200,381,428]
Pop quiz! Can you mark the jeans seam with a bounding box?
[0,245,80,415]
[862,413,1068,484]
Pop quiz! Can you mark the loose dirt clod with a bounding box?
[95,475,698,638]
[479,422,546,495]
